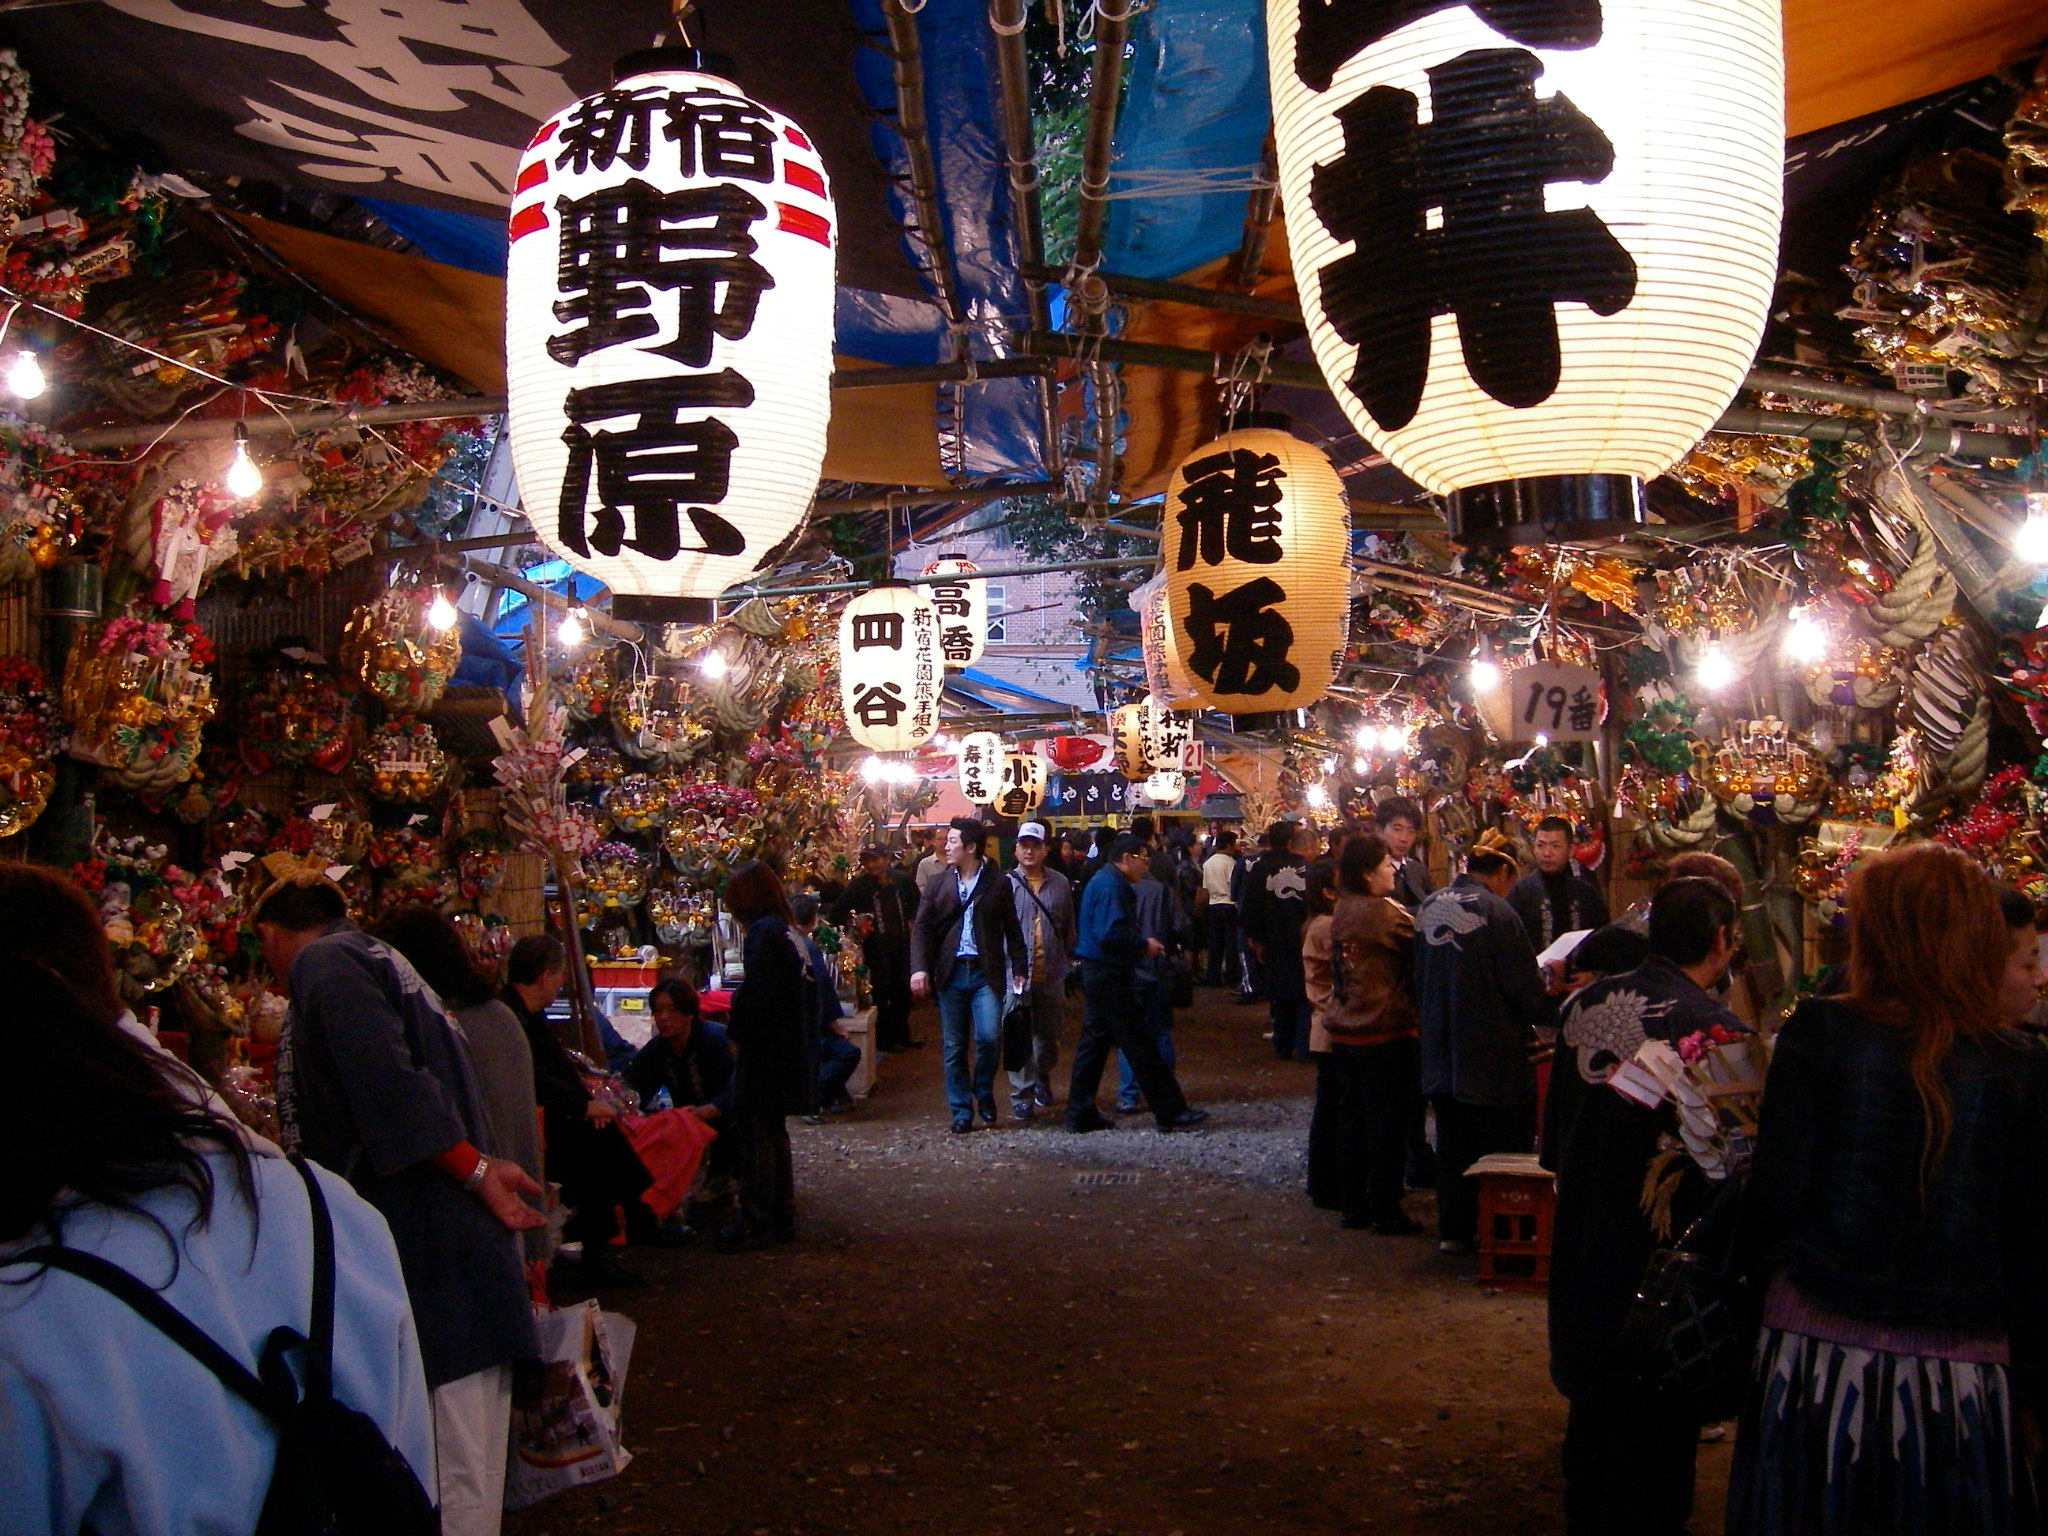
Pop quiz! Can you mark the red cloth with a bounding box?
[618,1108,718,1220]
[697,988,734,1022]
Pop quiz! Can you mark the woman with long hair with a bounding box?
[1728,842,2048,1534]
[0,962,432,1533]
[718,860,810,1250]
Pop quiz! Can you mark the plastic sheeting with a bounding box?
[1103,0,1270,281]
[844,0,1042,478]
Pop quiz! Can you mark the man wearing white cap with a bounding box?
[1005,822,1077,1120]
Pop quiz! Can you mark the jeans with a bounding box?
[1117,976,1177,1106]
[1006,987,1064,1110]
[1204,904,1239,987]
[1271,994,1311,1058]
[1068,962,1187,1127]
[938,965,1004,1118]
[816,1031,861,1103]
[1430,1094,1533,1244]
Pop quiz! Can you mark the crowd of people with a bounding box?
[7,809,2048,1535]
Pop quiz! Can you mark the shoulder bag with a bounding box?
[1615,1172,1757,1421]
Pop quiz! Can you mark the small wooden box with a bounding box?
[1467,1152,1555,1292]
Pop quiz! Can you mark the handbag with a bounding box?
[1615,1173,1756,1420]
[1001,992,1034,1072]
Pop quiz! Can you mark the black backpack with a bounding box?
[25,1156,439,1536]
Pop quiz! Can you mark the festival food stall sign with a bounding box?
[1042,771,1132,820]
[506,48,836,623]
[1162,417,1351,714]
[1477,660,1605,743]
[837,584,939,752]
[1267,0,1783,545]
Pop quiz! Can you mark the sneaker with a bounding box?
[1032,1086,1054,1110]
[1115,1098,1145,1115]
[1011,1100,1037,1122]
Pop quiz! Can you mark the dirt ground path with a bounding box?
[510,988,1732,1536]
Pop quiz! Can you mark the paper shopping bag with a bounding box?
[504,1300,638,1510]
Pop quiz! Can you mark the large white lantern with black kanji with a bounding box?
[1163,416,1351,714]
[506,48,836,623]
[920,554,986,669]
[1267,0,1782,545]
[838,584,940,753]
[956,729,1004,804]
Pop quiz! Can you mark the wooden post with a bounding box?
[551,852,605,1061]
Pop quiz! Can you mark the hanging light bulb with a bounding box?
[426,589,459,630]
[697,649,729,680]
[224,423,263,499]
[1783,603,1827,664]
[1533,732,1550,749]
[6,349,44,400]
[1304,783,1331,811]
[1380,724,1409,754]
[1352,755,1370,775]
[1353,723,1378,749]
[2018,491,2048,566]
[556,606,587,648]
[859,754,885,785]
[1469,640,1501,693]
[1696,643,1736,692]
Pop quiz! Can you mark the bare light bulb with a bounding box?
[1783,605,1827,664]
[2019,492,2048,566]
[1470,653,1501,692]
[426,590,458,630]
[224,426,263,499]
[1354,723,1377,749]
[1696,643,1736,692]
[697,649,728,680]
[1304,783,1331,810]
[1380,724,1408,754]
[859,754,885,785]
[556,608,586,647]
[1352,755,1370,775]
[1533,732,1550,749]
[6,350,44,400]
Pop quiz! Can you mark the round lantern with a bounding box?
[992,752,1046,818]
[838,583,940,753]
[956,729,1004,804]
[1143,769,1188,807]
[1162,417,1350,714]
[1140,696,1193,771]
[920,554,986,669]
[1266,0,1783,544]
[505,48,837,623]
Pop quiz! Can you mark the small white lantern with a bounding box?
[838,584,940,753]
[1143,769,1188,807]
[505,48,836,623]
[920,554,986,669]
[1163,417,1351,714]
[1109,702,1149,778]
[956,729,1004,804]
[992,752,1046,819]
[1142,700,1194,772]
[1267,0,1782,544]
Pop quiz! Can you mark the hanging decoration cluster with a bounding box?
[505,49,837,623]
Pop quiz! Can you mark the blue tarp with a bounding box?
[1103,0,1270,280]
[845,0,1042,477]
[359,198,509,278]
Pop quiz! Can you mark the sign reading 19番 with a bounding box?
[1507,661,1603,743]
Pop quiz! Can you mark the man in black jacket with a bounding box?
[1508,816,1609,953]
[910,817,1029,1133]
[1543,877,1742,1536]
[1240,820,1319,1058]
[835,845,922,1052]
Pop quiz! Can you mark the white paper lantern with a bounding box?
[992,752,1046,819]
[1142,769,1188,807]
[506,48,836,623]
[838,584,940,753]
[1163,419,1351,714]
[1111,695,1194,777]
[1109,702,1149,778]
[956,729,1004,804]
[1133,573,1202,710]
[1267,0,1782,542]
[920,554,986,669]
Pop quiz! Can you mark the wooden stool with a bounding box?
[1467,1152,1555,1292]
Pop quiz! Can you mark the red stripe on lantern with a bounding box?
[782,160,826,198]
[775,202,831,246]
[514,158,548,193]
[525,118,559,150]
[507,203,548,243]
[784,126,813,150]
